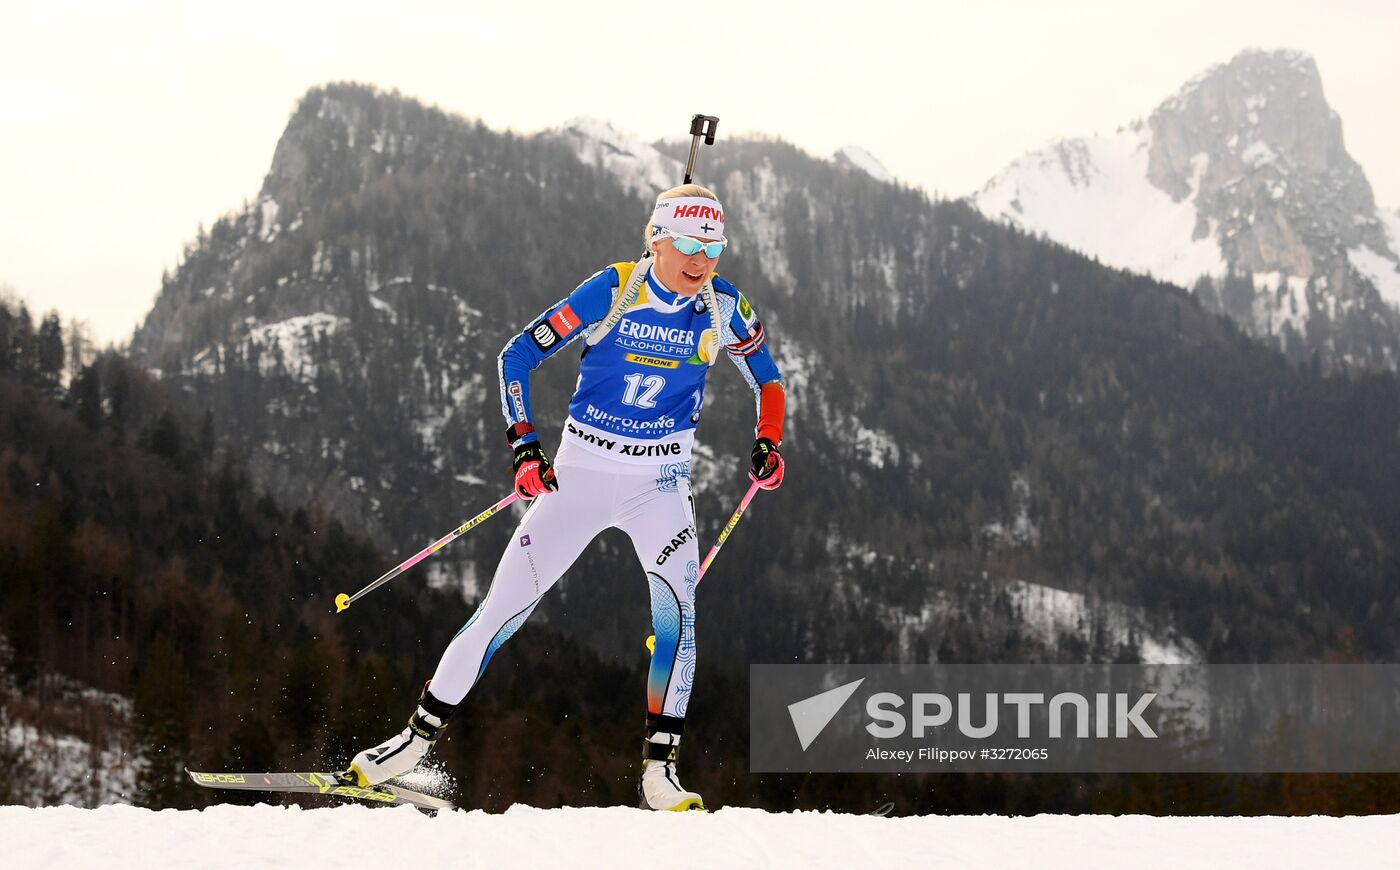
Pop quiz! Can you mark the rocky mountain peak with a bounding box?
[1145,48,1379,282]
[972,47,1400,369]
[1148,49,1345,196]
[262,83,461,217]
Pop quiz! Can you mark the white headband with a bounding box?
[651,196,726,241]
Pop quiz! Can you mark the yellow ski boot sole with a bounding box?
[666,797,707,812]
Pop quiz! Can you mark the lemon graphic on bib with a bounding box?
[687,328,719,366]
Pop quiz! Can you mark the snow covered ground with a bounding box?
[1006,579,1202,664]
[1,804,1394,869]
[0,641,143,808]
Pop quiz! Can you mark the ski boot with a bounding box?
[638,716,705,811]
[347,685,456,787]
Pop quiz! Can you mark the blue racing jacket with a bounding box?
[498,262,782,463]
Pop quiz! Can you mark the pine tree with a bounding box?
[9,303,33,375]
[0,301,12,373]
[36,314,64,384]
[65,317,94,382]
[134,632,193,808]
[147,411,184,464]
[73,364,102,429]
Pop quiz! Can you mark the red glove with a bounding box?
[512,442,558,499]
[749,438,784,490]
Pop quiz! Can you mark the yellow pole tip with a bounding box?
[335,593,351,613]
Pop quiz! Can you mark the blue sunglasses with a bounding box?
[659,229,727,259]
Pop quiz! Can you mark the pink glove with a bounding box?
[749,438,784,490]
[513,442,558,499]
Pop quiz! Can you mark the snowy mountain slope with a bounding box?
[3,804,1395,869]
[972,48,1400,369]
[1005,579,1202,665]
[833,145,895,184]
[0,639,142,807]
[558,117,682,199]
[884,574,1202,667]
[974,127,1225,288]
[558,118,901,199]
[1355,207,1400,308]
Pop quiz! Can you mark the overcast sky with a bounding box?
[3,0,1397,344]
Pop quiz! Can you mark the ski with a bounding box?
[185,769,455,812]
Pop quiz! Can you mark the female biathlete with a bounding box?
[347,184,785,811]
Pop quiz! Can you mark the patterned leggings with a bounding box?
[429,438,699,719]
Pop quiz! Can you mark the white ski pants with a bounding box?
[430,438,700,719]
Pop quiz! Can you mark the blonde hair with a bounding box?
[645,183,721,248]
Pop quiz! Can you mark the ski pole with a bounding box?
[698,479,761,581]
[334,492,520,613]
[683,115,719,184]
[647,480,762,653]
